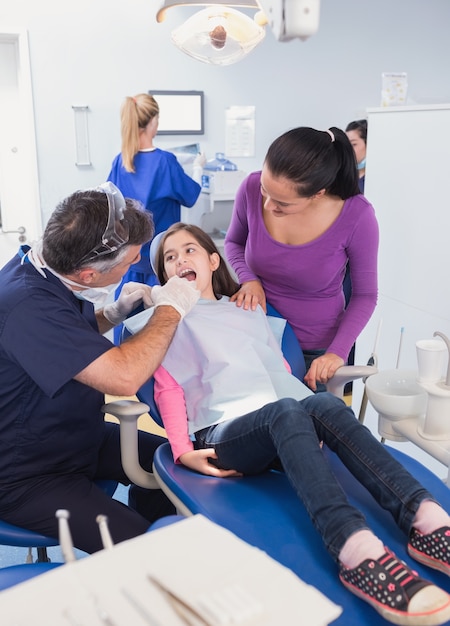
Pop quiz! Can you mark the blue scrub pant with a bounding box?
[0,423,175,554]
[194,393,432,562]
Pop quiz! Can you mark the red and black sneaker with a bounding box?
[339,549,450,625]
[408,527,450,577]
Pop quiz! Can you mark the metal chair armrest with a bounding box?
[102,400,160,489]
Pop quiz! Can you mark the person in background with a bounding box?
[224,126,378,392]
[0,183,200,554]
[344,118,369,385]
[345,119,368,193]
[108,93,204,342]
[144,223,450,626]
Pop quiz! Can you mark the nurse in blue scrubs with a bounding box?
[108,93,203,286]
[108,92,203,342]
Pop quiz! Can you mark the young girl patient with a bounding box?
[149,223,450,626]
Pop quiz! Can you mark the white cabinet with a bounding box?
[359,104,450,372]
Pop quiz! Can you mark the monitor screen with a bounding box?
[150,90,204,135]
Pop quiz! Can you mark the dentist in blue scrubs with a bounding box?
[0,183,199,554]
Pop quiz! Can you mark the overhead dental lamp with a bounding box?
[156,0,320,65]
[171,6,266,65]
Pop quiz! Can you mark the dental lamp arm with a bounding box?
[256,0,320,41]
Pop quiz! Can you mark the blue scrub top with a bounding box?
[108,148,201,275]
[358,175,365,193]
[0,250,112,488]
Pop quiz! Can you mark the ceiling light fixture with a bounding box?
[170,6,265,65]
[156,1,320,65]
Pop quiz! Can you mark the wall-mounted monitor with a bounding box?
[149,90,204,135]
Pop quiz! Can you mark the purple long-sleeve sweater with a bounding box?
[224,171,379,360]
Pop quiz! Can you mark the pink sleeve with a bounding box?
[283,357,292,373]
[153,365,194,463]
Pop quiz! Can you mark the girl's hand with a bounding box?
[229,280,266,312]
[179,449,242,478]
[304,353,345,391]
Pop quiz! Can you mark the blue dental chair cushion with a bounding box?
[153,442,450,626]
[0,563,62,592]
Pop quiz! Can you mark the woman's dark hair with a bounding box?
[43,190,154,274]
[154,223,240,299]
[264,126,360,199]
[345,119,368,144]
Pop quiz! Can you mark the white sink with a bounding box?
[365,369,428,441]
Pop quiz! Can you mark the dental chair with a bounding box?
[104,309,450,626]
[0,562,62,593]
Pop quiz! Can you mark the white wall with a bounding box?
[1,0,450,225]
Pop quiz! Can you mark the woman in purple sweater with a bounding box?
[224,126,378,391]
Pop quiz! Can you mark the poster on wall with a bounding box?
[225,106,255,157]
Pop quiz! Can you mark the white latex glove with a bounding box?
[151,275,200,319]
[103,282,153,325]
[193,152,206,168]
[192,152,206,185]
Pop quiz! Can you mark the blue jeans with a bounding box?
[195,393,432,561]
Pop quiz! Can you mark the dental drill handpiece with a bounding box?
[96,514,115,550]
[55,509,77,563]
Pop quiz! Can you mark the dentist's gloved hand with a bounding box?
[103,282,153,325]
[193,152,206,168]
[151,275,200,319]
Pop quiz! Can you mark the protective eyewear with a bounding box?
[79,182,130,264]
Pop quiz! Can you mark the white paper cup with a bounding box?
[416,339,447,383]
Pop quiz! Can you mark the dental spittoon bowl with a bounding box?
[365,369,428,441]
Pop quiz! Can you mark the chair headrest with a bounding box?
[149,231,166,275]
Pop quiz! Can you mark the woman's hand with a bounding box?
[304,353,345,391]
[179,449,242,477]
[229,280,266,312]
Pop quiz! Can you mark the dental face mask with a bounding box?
[67,279,121,307]
[357,158,366,171]
[23,239,121,307]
